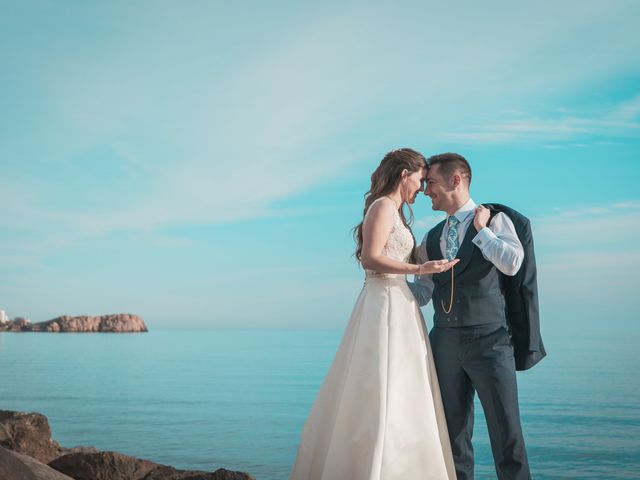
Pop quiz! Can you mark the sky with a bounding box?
[1,1,639,331]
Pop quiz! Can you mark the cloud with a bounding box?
[2,7,380,243]
[612,201,640,210]
[440,93,640,145]
[532,202,640,308]
[2,1,640,256]
[533,202,640,245]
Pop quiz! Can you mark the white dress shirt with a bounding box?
[410,198,524,307]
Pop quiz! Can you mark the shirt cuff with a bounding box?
[472,227,496,249]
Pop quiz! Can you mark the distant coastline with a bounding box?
[0,313,148,333]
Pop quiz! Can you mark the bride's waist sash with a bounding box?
[364,272,408,285]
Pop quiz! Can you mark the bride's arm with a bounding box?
[360,198,457,275]
[407,236,435,306]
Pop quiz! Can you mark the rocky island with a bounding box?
[0,410,254,480]
[0,314,148,333]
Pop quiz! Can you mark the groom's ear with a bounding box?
[451,173,461,188]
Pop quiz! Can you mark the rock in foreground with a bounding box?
[0,410,254,480]
[50,451,253,480]
[0,410,64,463]
[0,314,148,333]
[0,447,74,480]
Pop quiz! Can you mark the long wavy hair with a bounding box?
[353,148,427,262]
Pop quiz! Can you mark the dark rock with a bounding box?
[0,411,63,463]
[49,451,157,480]
[61,446,99,455]
[210,468,256,480]
[0,411,254,480]
[0,446,74,480]
[143,465,255,480]
[49,452,255,480]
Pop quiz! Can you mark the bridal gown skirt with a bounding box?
[290,275,456,480]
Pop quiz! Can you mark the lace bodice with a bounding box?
[364,197,414,277]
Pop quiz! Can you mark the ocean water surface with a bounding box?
[0,327,638,479]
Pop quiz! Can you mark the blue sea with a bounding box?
[0,328,638,479]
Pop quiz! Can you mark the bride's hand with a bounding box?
[418,259,459,275]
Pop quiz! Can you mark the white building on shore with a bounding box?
[0,309,8,324]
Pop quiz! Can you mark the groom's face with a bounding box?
[425,164,454,212]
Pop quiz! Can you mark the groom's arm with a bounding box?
[407,236,435,306]
[472,210,524,276]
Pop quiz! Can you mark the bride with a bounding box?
[290,148,458,480]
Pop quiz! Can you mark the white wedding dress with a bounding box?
[290,198,456,480]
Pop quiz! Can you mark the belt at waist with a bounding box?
[364,273,408,284]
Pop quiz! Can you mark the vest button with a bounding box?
[446,317,450,322]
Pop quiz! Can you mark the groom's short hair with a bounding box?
[427,153,472,186]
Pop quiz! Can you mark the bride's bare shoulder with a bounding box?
[364,197,396,223]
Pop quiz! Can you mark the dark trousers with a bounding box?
[430,323,530,480]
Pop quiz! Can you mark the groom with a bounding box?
[410,153,532,480]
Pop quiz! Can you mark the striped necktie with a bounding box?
[445,215,460,260]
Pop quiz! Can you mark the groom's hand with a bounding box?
[474,205,490,231]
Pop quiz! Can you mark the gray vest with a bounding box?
[427,219,507,328]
